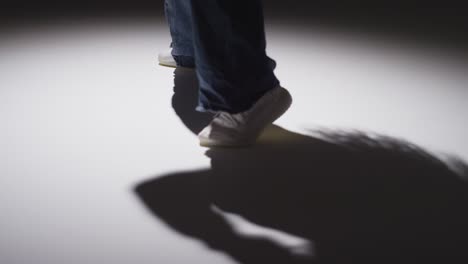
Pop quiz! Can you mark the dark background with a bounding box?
[2,1,468,51]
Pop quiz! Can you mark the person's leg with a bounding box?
[190,0,292,147]
[163,0,195,67]
[190,0,279,114]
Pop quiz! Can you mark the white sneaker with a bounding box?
[198,86,292,147]
[158,49,177,68]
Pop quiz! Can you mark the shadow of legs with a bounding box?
[135,125,468,263]
[136,66,468,263]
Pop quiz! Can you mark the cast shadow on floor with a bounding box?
[134,68,468,264]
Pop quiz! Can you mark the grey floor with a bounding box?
[1,17,468,264]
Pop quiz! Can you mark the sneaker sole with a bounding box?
[158,62,177,68]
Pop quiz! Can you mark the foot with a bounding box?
[198,86,292,147]
[158,49,195,68]
[158,49,177,68]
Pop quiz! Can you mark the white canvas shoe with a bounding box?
[158,49,177,68]
[198,86,292,147]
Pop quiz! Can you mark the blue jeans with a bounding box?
[165,0,279,114]
[164,0,195,67]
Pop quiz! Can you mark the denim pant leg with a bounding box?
[190,0,280,114]
[164,0,195,67]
